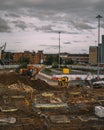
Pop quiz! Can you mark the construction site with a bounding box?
[0,67,104,130]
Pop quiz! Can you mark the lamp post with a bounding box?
[96,15,102,78]
[58,31,61,69]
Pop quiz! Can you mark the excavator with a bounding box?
[58,68,69,88]
[58,76,69,87]
[19,65,43,80]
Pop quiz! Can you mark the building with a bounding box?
[13,50,44,64]
[89,46,98,65]
[99,35,104,64]
[13,51,34,64]
[68,54,89,64]
[89,35,104,66]
[34,50,44,64]
[61,53,89,65]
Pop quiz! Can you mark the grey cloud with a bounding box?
[63,42,71,44]
[0,0,103,33]
[49,29,80,34]
[78,23,95,30]
[0,18,11,32]
[5,13,20,18]
[0,0,102,11]
[33,23,81,34]
[73,41,80,43]
[101,23,104,29]
[37,25,53,33]
[29,0,95,11]
[34,25,65,34]
[94,0,104,12]
[73,40,87,43]
[72,22,95,30]
[12,20,27,30]
[34,25,51,33]
[0,1,102,21]
[40,44,59,49]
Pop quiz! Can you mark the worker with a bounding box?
[19,68,23,75]
[27,69,33,78]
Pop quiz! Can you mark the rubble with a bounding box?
[49,115,71,123]
[0,117,16,124]
[95,106,104,118]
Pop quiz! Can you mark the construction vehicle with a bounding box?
[19,65,43,80]
[58,76,69,87]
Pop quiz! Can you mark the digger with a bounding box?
[58,76,69,87]
[19,65,43,80]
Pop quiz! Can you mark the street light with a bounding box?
[96,15,103,78]
[58,31,61,69]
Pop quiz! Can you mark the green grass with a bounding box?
[42,68,53,75]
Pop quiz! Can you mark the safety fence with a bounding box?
[0,65,19,69]
[68,65,104,70]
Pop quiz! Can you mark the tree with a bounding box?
[44,55,54,65]
[44,54,62,68]
[52,61,58,68]
[5,52,13,60]
[18,56,29,68]
[64,58,74,65]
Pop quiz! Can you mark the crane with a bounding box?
[0,42,6,60]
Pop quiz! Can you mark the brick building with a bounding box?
[34,51,44,64]
[13,50,44,64]
[60,53,89,64]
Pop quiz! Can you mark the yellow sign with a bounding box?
[63,68,69,74]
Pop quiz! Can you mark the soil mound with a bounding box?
[0,72,31,86]
[0,72,55,91]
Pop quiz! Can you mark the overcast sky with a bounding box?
[0,0,104,54]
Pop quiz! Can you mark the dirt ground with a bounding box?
[0,70,104,130]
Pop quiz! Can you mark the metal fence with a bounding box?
[68,65,104,70]
[0,65,19,69]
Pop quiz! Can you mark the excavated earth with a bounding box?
[0,70,104,130]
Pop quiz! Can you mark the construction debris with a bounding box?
[0,117,16,124]
[95,106,104,118]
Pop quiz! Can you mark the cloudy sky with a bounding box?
[0,0,104,54]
